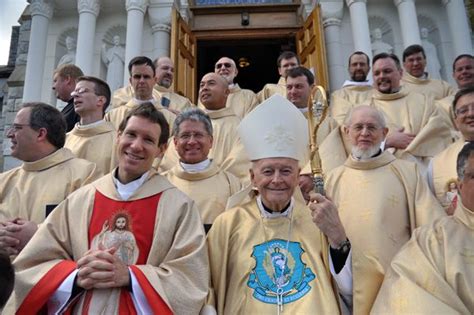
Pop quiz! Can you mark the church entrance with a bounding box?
[197,37,296,93]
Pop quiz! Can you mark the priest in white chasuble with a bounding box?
[165,108,242,232]
[372,143,474,314]
[428,87,474,212]
[4,103,209,314]
[0,103,101,257]
[370,53,452,170]
[105,56,176,133]
[213,56,258,119]
[401,44,455,100]
[330,51,373,125]
[206,94,352,315]
[160,72,251,184]
[324,105,445,314]
[65,76,117,174]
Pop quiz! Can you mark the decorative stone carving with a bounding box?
[30,0,53,19]
[126,0,149,13]
[420,27,442,79]
[101,35,126,92]
[78,0,101,16]
[371,28,393,55]
[58,36,77,66]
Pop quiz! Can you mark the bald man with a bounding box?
[213,56,258,118]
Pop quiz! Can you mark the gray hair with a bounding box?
[172,108,213,136]
[343,105,387,128]
[457,142,474,180]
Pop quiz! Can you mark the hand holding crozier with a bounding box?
[308,192,347,248]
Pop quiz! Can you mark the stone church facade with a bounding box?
[1,0,472,170]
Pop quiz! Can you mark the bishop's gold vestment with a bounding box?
[207,198,341,314]
[165,161,242,225]
[325,151,445,315]
[65,120,117,173]
[257,77,287,103]
[0,148,101,224]
[5,170,209,314]
[401,72,455,100]
[330,85,373,125]
[371,201,474,314]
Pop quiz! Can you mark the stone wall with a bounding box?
[1,9,31,171]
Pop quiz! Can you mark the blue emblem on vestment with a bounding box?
[247,239,316,304]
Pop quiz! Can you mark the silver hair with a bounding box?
[343,105,387,128]
[172,108,213,136]
[457,142,474,180]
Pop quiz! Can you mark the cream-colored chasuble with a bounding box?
[370,88,452,162]
[165,161,242,225]
[207,198,341,315]
[6,171,209,314]
[325,151,445,314]
[105,98,176,133]
[330,85,374,125]
[318,126,352,175]
[430,139,465,209]
[226,84,259,119]
[371,201,474,314]
[0,148,101,224]
[436,94,462,141]
[65,120,117,173]
[110,85,162,109]
[401,72,455,100]
[153,84,195,111]
[257,77,287,103]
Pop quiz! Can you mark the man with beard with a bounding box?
[370,53,451,170]
[111,57,193,113]
[257,51,300,102]
[330,51,374,124]
[401,44,455,100]
[324,105,445,314]
[372,143,474,314]
[213,56,258,118]
[436,54,474,136]
[428,87,474,212]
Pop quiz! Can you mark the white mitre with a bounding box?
[238,94,309,165]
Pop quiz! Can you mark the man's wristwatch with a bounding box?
[332,238,351,254]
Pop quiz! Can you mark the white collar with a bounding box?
[76,119,105,129]
[133,98,156,105]
[257,195,294,218]
[179,159,211,173]
[298,107,309,114]
[113,170,150,200]
[342,79,372,88]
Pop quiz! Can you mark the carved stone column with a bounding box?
[149,0,173,58]
[345,0,372,60]
[76,0,100,74]
[394,0,421,47]
[23,0,53,102]
[124,0,149,83]
[443,0,473,56]
[321,1,344,91]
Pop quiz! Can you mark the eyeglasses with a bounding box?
[6,123,31,134]
[215,62,232,69]
[71,87,94,97]
[177,132,209,141]
[455,103,474,116]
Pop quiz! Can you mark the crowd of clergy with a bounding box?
[0,42,473,314]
